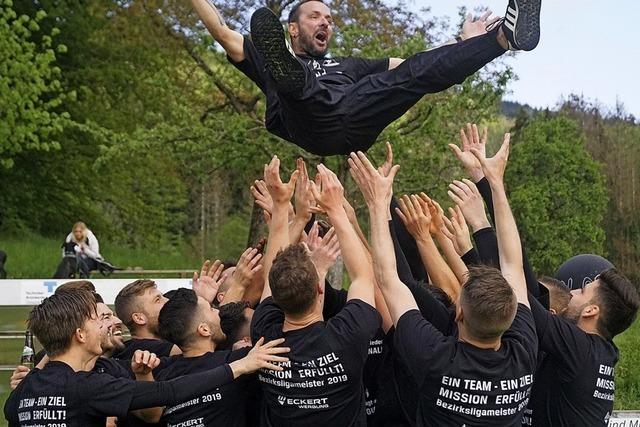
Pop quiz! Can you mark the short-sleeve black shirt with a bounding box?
[4,361,136,427]
[527,298,619,426]
[155,348,254,427]
[394,305,538,427]
[251,297,381,427]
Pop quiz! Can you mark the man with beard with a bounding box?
[156,288,260,426]
[351,137,538,426]
[527,269,639,426]
[114,279,181,358]
[4,289,290,427]
[8,281,164,426]
[189,0,541,155]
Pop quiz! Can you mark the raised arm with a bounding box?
[395,195,460,302]
[471,134,528,306]
[289,158,315,245]
[348,152,417,324]
[260,156,299,302]
[310,164,375,307]
[190,0,245,62]
[220,248,263,305]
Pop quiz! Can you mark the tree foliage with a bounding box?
[505,113,608,274]
[0,0,70,168]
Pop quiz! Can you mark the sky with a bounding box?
[411,0,640,118]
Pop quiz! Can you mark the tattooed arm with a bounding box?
[190,0,245,62]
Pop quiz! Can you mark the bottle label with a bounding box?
[22,346,34,357]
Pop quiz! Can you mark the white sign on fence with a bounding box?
[0,279,192,306]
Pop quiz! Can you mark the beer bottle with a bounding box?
[21,330,35,369]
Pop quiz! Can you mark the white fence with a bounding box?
[0,279,192,305]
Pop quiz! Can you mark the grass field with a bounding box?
[0,233,202,279]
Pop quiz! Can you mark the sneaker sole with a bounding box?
[512,0,541,51]
[250,7,306,93]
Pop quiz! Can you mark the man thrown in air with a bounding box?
[190,0,541,155]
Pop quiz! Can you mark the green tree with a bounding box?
[0,0,70,168]
[506,113,608,274]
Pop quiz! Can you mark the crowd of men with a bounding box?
[4,125,639,427]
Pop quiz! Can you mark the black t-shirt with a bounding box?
[113,338,175,361]
[4,361,136,427]
[527,298,619,427]
[155,348,255,427]
[94,357,163,427]
[229,37,389,147]
[395,305,538,426]
[251,297,381,427]
[368,328,413,427]
[322,286,399,426]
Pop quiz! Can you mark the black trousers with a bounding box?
[279,32,506,156]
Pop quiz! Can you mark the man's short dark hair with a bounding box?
[115,279,156,331]
[288,0,326,23]
[269,244,319,316]
[594,268,640,340]
[219,301,250,349]
[539,276,571,314]
[56,280,104,304]
[158,288,199,348]
[460,266,517,341]
[28,289,97,357]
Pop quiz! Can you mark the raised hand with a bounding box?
[443,206,473,256]
[294,157,315,220]
[471,132,510,187]
[420,194,446,236]
[460,11,501,41]
[131,350,160,377]
[230,248,263,289]
[447,179,491,232]
[395,195,432,241]
[192,259,225,304]
[307,223,341,279]
[309,164,344,215]
[250,179,273,214]
[264,155,300,205]
[348,151,399,208]
[379,141,394,177]
[230,337,290,376]
[448,123,488,182]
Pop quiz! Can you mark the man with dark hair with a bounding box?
[114,279,181,358]
[250,156,380,426]
[219,301,253,350]
[155,288,259,426]
[350,137,537,425]
[528,268,640,426]
[4,289,289,426]
[190,0,541,155]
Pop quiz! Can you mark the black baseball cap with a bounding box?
[555,254,614,290]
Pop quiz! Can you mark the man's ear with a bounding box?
[75,328,87,344]
[132,312,147,327]
[549,308,557,315]
[581,304,600,320]
[288,22,299,38]
[197,322,211,338]
[216,292,225,304]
